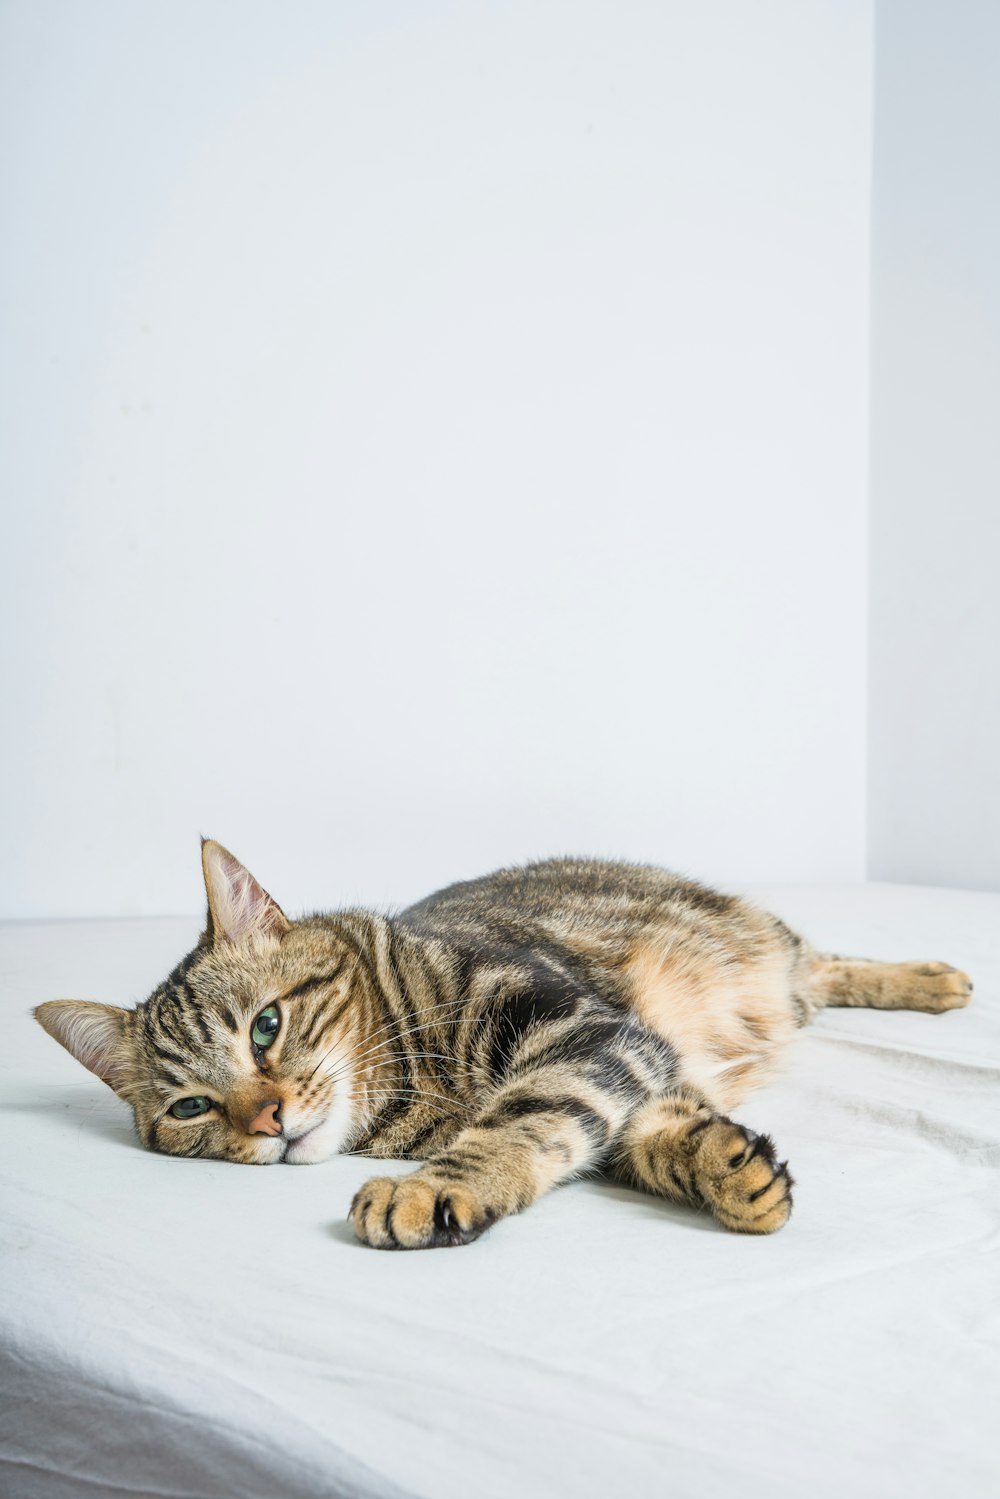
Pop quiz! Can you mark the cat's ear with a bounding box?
[34,1001,132,1091]
[201,839,289,946]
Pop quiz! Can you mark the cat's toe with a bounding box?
[692,1120,794,1234]
[431,1187,495,1246]
[350,1173,494,1249]
[911,963,973,1011]
[349,1176,400,1248]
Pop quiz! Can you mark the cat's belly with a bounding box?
[622,936,801,1111]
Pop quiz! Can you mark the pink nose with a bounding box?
[246,1100,282,1137]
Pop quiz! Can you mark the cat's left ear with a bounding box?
[201,839,290,946]
[34,1001,132,1092]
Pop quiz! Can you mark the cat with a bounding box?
[35,840,972,1249]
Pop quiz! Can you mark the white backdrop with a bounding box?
[1,1,874,919]
[868,0,1000,893]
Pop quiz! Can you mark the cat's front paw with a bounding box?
[692,1119,793,1234]
[349,1173,497,1250]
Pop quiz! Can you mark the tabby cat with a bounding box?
[35,841,972,1249]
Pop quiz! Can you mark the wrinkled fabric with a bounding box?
[1,884,997,1499]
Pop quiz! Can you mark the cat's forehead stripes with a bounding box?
[142,981,235,1060]
[276,958,350,1004]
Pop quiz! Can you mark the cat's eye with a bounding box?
[251,1005,281,1050]
[169,1096,212,1120]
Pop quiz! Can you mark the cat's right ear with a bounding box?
[34,1001,131,1092]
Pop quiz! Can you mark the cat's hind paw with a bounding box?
[902,962,973,1012]
[691,1119,793,1235]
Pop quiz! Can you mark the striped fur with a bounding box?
[35,842,973,1248]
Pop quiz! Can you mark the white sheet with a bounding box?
[1,883,998,1499]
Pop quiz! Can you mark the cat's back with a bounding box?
[398,856,780,958]
[400,855,672,930]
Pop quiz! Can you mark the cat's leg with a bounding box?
[615,1088,793,1234]
[349,1062,634,1250]
[804,956,972,1013]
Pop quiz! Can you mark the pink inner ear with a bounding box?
[233,867,271,925]
[35,1001,128,1089]
[78,1028,109,1074]
[204,842,286,944]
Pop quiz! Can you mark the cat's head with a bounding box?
[35,841,363,1165]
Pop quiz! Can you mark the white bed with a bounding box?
[2,883,997,1499]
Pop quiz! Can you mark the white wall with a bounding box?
[868,0,1000,891]
[0,1,873,920]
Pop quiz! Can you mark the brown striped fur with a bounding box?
[35,842,972,1248]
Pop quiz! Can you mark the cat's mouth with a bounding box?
[280,1102,352,1165]
[282,1124,321,1159]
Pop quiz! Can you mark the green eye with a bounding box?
[252,1005,281,1050]
[170,1096,212,1120]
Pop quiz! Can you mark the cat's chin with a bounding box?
[282,1107,352,1165]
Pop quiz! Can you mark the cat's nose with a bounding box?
[246,1099,282,1137]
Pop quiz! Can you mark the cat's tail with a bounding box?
[801,954,972,1015]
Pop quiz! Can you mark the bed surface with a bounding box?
[1,882,998,1499]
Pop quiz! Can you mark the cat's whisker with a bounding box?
[342,991,483,1056]
[316,1056,469,1113]
[313,1016,457,1086]
[324,1050,477,1086]
[296,958,368,1081]
[322,1057,476,1101]
[326,1018,457,1080]
[320,996,484,1078]
[319,1055,467,1103]
[347,1083,467,1113]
